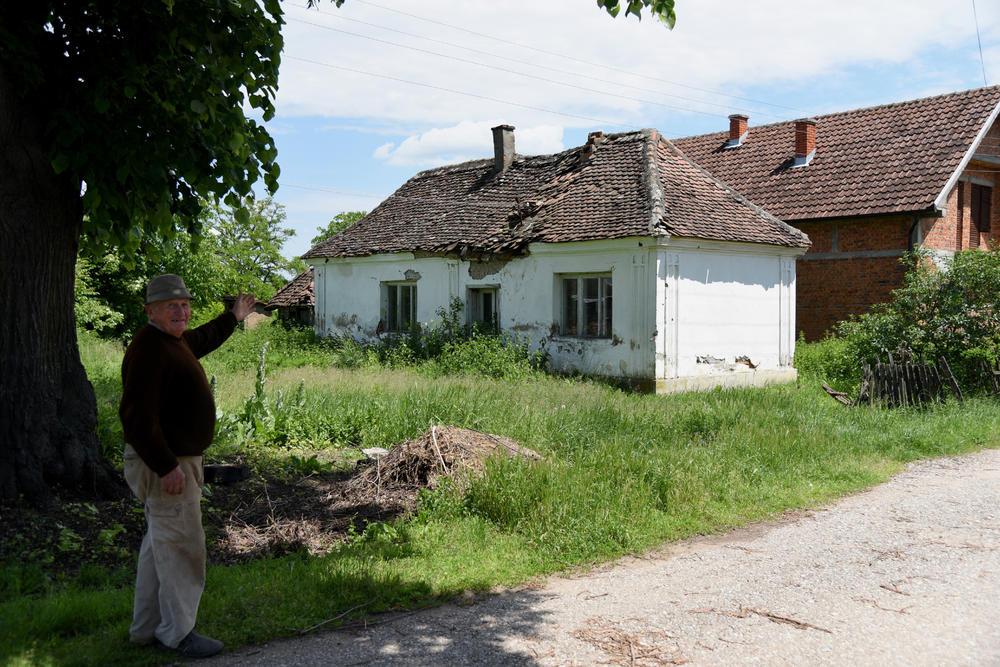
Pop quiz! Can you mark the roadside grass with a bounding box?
[4,331,998,665]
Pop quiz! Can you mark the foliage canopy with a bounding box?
[311,211,367,247]
[0,1,288,255]
[77,198,300,339]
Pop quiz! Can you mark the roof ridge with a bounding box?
[411,129,652,178]
[673,84,1000,142]
[640,129,666,235]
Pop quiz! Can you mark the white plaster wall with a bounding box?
[310,237,802,383]
[654,239,801,380]
[309,237,658,380]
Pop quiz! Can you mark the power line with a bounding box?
[282,182,529,210]
[286,15,750,121]
[286,54,640,129]
[972,0,989,86]
[282,183,386,199]
[350,0,808,113]
[286,6,784,119]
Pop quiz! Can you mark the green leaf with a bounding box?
[190,99,207,114]
[51,153,71,175]
[234,206,251,227]
[263,0,281,17]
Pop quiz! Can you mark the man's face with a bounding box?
[146,298,191,338]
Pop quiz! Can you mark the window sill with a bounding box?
[550,335,613,342]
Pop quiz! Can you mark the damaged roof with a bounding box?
[303,129,809,260]
[673,85,1000,221]
[268,267,314,308]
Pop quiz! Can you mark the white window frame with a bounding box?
[559,273,612,338]
[381,281,417,333]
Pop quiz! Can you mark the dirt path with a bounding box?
[209,449,1000,666]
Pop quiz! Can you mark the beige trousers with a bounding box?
[124,445,206,648]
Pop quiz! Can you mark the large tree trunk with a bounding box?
[0,66,121,502]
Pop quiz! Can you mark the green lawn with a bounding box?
[3,327,999,666]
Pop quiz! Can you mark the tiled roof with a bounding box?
[673,86,1000,221]
[304,130,808,259]
[268,268,314,308]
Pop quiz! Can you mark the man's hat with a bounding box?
[146,274,193,304]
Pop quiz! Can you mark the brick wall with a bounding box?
[922,168,999,252]
[788,120,1000,341]
[793,215,912,340]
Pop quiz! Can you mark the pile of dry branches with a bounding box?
[349,425,541,494]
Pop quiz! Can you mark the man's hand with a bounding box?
[161,465,186,495]
[230,293,257,322]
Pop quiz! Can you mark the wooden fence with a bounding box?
[823,356,976,408]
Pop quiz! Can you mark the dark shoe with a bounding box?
[175,630,224,659]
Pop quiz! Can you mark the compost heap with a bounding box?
[214,426,540,562]
[350,425,541,493]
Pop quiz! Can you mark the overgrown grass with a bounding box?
[793,334,858,392]
[5,335,999,665]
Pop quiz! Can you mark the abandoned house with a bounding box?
[303,126,809,392]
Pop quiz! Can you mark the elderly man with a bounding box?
[119,274,255,659]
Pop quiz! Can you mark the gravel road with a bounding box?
[208,449,1000,666]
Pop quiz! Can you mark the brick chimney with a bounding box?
[725,114,748,148]
[793,118,816,167]
[491,124,515,172]
[580,130,606,160]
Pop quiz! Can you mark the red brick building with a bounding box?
[675,86,1000,340]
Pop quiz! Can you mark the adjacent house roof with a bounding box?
[673,85,1000,222]
[303,130,809,260]
[268,268,314,308]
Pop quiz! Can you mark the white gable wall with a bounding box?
[655,238,801,392]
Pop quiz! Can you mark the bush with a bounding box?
[829,248,1000,393]
[428,334,546,380]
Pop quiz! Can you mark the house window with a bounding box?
[972,183,992,233]
[560,274,612,338]
[467,287,499,333]
[383,282,416,333]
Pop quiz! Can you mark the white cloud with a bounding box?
[372,121,564,167]
[272,0,999,133]
[372,142,395,159]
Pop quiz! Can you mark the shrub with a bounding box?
[428,334,546,380]
[831,248,1000,393]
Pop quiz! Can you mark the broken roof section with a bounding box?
[268,267,314,308]
[303,129,809,260]
[673,85,1000,222]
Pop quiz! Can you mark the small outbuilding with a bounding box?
[303,127,810,392]
[267,267,315,327]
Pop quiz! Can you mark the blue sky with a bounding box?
[263,0,1000,259]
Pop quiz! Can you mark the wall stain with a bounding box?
[468,257,510,279]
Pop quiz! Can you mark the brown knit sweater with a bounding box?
[119,312,238,476]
